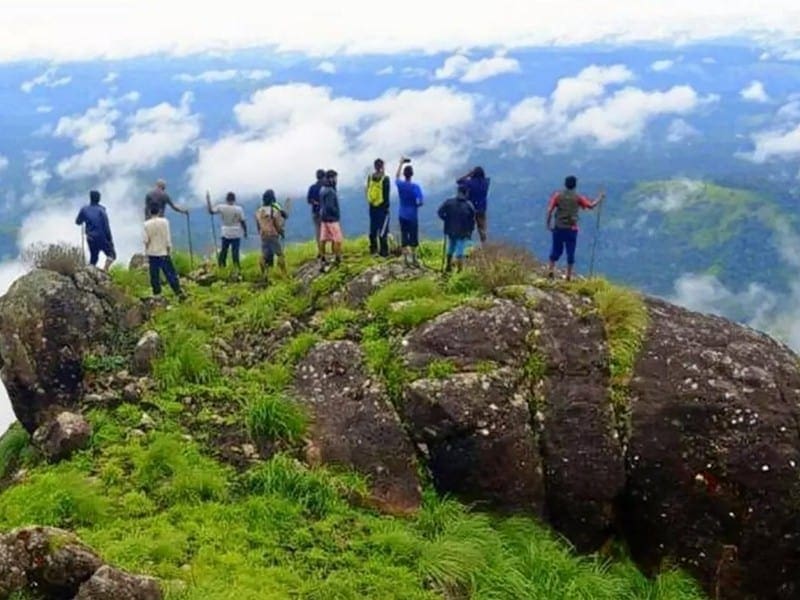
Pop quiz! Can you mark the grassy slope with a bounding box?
[0,238,705,600]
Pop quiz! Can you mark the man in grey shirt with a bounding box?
[206,190,247,271]
[145,179,188,218]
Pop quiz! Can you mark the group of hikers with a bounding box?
[75,160,603,299]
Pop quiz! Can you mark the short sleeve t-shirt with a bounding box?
[213,203,245,238]
[396,179,423,222]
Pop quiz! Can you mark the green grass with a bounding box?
[278,331,320,365]
[0,423,35,481]
[83,353,128,374]
[245,394,308,445]
[318,305,361,339]
[366,278,463,329]
[426,359,457,380]
[153,330,219,389]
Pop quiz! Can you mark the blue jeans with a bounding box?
[148,256,182,296]
[550,228,578,265]
[448,236,470,258]
[219,237,241,268]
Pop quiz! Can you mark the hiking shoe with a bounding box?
[547,271,555,280]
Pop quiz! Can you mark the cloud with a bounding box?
[491,64,715,152]
[377,66,394,75]
[103,71,119,84]
[316,61,337,74]
[701,57,717,64]
[55,93,200,179]
[434,52,521,83]
[20,67,72,93]
[174,69,271,83]
[36,105,53,113]
[1,1,800,61]
[666,118,700,142]
[740,80,769,103]
[638,179,704,212]
[188,83,477,199]
[0,155,8,172]
[741,99,800,162]
[651,59,675,71]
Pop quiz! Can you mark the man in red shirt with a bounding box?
[545,175,605,281]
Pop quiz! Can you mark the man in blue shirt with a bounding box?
[307,168,326,255]
[456,166,490,243]
[75,190,116,271]
[395,157,423,268]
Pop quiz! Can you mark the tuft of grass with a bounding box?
[426,359,457,380]
[468,242,538,292]
[245,393,308,445]
[366,278,461,330]
[593,284,649,385]
[318,306,361,339]
[0,423,35,480]
[278,332,320,365]
[109,264,150,296]
[153,330,219,389]
[20,242,85,275]
[524,351,547,382]
[83,353,127,374]
[242,283,294,330]
[245,454,365,518]
[362,331,408,403]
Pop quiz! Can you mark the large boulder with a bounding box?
[0,268,132,433]
[532,288,625,552]
[623,299,800,600]
[294,341,422,515]
[0,527,102,598]
[403,370,544,513]
[132,330,163,375]
[32,410,92,462]
[75,565,162,600]
[402,298,532,369]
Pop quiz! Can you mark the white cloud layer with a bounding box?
[20,67,72,93]
[2,1,800,62]
[188,83,477,200]
[174,69,271,83]
[491,64,716,151]
[435,52,521,83]
[667,118,700,143]
[0,155,8,171]
[54,92,200,179]
[0,381,12,436]
[740,80,769,103]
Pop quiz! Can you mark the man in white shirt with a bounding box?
[144,205,186,299]
[206,191,247,272]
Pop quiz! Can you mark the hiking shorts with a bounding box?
[320,222,343,243]
[550,227,578,265]
[399,218,419,248]
[260,236,283,266]
[448,236,471,259]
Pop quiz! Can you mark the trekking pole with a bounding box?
[588,187,606,278]
[206,190,218,258]
[186,211,194,269]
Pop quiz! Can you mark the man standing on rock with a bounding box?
[144,204,186,300]
[366,158,391,258]
[75,190,116,271]
[144,179,188,219]
[395,157,423,268]
[255,189,288,283]
[307,169,326,253]
[456,166,490,243]
[545,175,605,281]
[437,184,476,273]
[206,190,247,273]
[318,170,343,272]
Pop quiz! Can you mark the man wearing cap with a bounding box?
[145,179,188,218]
[75,190,116,271]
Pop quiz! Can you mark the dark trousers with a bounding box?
[148,256,182,296]
[369,206,389,256]
[87,238,116,266]
[549,228,578,265]
[399,218,419,248]
[219,237,241,268]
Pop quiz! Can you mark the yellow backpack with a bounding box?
[366,175,385,207]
